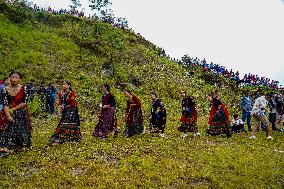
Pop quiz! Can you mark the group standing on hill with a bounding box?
[0,71,283,154]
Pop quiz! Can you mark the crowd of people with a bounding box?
[180,56,280,90]
[0,71,283,155]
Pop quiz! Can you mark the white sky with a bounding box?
[30,0,284,85]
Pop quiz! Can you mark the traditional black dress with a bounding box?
[149,98,166,134]
[0,86,32,150]
[50,91,81,143]
[178,96,198,133]
[93,93,117,138]
[207,98,231,137]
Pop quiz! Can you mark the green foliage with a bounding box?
[70,0,82,11]
[89,0,111,18]
[0,2,283,188]
[27,96,45,117]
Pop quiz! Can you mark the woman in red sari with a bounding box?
[123,90,144,137]
[49,81,81,144]
[0,71,32,153]
[206,92,232,137]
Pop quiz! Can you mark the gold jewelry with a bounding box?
[9,84,20,91]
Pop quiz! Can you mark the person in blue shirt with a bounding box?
[45,82,57,114]
[26,79,35,102]
[240,90,253,131]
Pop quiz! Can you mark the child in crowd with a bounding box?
[231,114,245,133]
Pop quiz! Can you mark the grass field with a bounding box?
[0,114,283,189]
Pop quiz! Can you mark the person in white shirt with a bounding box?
[249,93,273,140]
[231,114,244,133]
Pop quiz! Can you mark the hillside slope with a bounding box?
[0,1,283,188]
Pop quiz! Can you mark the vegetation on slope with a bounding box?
[0,1,283,188]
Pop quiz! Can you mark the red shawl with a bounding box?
[126,95,143,125]
[58,90,77,108]
[208,99,230,125]
[0,86,32,130]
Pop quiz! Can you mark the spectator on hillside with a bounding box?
[45,82,57,115]
[240,90,253,131]
[37,81,46,110]
[268,94,279,131]
[26,79,35,102]
[275,93,284,132]
[231,114,245,133]
[249,92,273,140]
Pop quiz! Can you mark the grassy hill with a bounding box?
[0,1,283,188]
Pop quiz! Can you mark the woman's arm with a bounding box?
[3,89,14,122]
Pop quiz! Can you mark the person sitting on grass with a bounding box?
[231,114,245,133]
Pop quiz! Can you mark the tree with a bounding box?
[89,0,111,18]
[114,17,129,30]
[69,0,81,12]
[181,54,192,67]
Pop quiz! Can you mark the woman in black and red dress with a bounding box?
[149,92,167,137]
[207,92,231,137]
[178,91,199,137]
[123,90,144,137]
[50,81,81,144]
[93,84,117,139]
[0,71,32,153]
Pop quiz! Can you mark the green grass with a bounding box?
[0,1,283,188]
[0,116,283,189]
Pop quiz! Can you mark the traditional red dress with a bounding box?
[207,98,231,136]
[178,96,198,133]
[123,95,144,137]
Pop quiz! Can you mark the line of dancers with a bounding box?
[0,71,282,154]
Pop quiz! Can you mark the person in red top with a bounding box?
[93,84,117,139]
[0,71,32,154]
[206,92,232,137]
[123,90,144,137]
[178,91,199,137]
[49,81,81,144]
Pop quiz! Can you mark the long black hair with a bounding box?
[102,84,110,92]
[9,70,23,79]
[63,80,73,91]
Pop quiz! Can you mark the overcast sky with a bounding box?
[30,0,284,85]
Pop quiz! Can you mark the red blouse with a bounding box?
[58,90,77,109]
